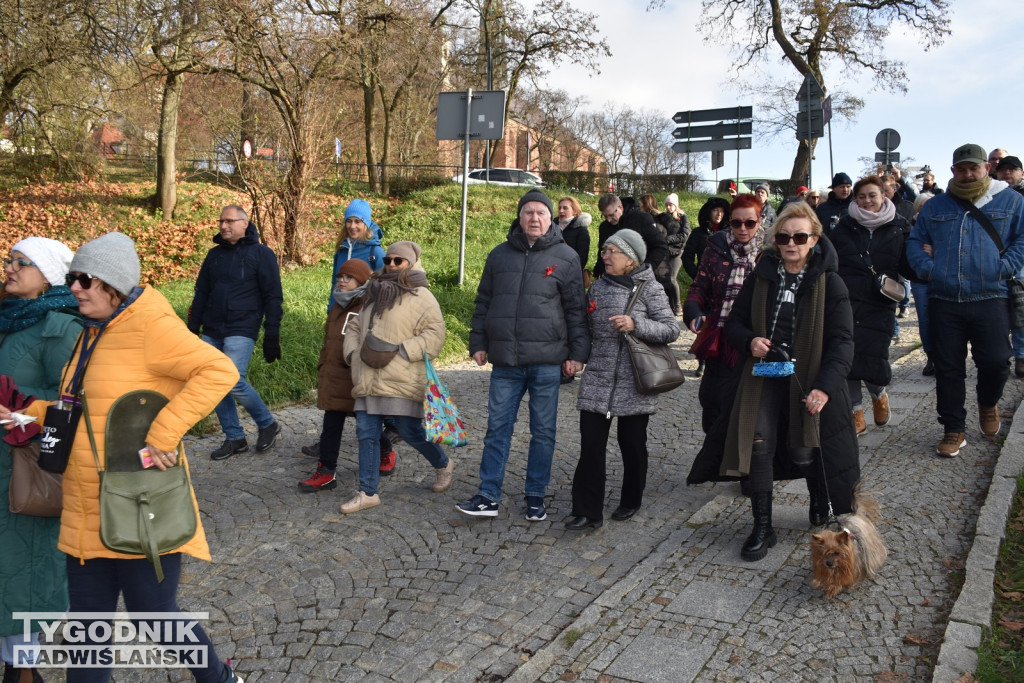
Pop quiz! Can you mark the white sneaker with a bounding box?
[340,491,381,514]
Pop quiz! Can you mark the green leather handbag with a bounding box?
[85,391,197,582]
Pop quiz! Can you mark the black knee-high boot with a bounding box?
[741,492,777,561]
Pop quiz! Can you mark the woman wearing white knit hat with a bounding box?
[0,236,82,683]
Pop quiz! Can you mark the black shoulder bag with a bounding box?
[951,195,1024,330]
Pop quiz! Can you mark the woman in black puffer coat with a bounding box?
[829,175,913,436]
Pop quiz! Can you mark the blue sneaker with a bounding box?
[456,494,498,517]
[525,496,547,521]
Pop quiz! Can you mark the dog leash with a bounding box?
[770,345,841,528]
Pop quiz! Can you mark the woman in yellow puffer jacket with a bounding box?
[341,241,454,513]
[5,232,245,683]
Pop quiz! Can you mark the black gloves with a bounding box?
[263,335,281,363]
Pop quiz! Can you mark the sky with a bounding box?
[521,0,1024,192]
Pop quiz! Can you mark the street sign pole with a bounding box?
[437,89,506,286]
[459,89,473,285]
[670,106,753,191]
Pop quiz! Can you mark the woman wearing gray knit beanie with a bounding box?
[13,232,248,682]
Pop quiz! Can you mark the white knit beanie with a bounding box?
[11,237,74,287]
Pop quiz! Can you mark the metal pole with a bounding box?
[828,119,834,180]
[459,88,474,286]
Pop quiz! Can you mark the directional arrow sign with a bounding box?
[672,121,753,139]
[672,106,752,124]
[672,137,752,154]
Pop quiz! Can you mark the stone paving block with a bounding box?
[605,635,716,683]
[703,537,798,573]
[771,503,809,531]
[664,580,759,624]
[976,475,1017,539]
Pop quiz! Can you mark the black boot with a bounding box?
[741,492,777,561]
[803,465,830,527]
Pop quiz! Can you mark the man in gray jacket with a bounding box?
[457,189,591,521]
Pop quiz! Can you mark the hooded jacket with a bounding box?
[188,222,283,341]
[25,287,239,562]
[656,210,691,258]
[682,197,730,279]
[908,181,1024,303]
[470,221,590,367]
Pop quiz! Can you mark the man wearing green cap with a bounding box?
[907,144,1024,457]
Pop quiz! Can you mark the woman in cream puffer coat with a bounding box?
[341,241,454,513]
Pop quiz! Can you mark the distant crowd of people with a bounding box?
[2,143,1024,682]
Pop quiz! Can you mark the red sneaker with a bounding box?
[379,450,397,476]
[298,463,337,492]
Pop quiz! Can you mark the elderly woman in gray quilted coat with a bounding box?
[566,229,680,531]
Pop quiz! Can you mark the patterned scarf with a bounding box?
[363,270,429,320]
[0,285,79,333]
[717,232,762,326]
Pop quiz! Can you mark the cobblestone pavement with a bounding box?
[86,307,1023,682]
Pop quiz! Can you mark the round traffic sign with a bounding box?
[242,139,253,159]
[875,129,900,151]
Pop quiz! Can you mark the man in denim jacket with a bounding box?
[907,144,1024,457]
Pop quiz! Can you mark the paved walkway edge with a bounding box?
[933,401,1024,682]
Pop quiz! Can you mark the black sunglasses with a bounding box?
[729,219,758,230]
[773,232,812,246]
[383,256,406,266]
[65,272,98,289]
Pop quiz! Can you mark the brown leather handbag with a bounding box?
[9,441,63,517]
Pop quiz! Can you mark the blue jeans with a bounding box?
[355,413,448,496]
[929,297,1011,432]
[65,554,227,683]
[202,335,275,440]
[911,281,931,354]
[476,364,561,503]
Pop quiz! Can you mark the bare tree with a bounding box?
[207,0,351,262]
[652,0,951,183]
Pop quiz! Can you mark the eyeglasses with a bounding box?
[600,247,624,256]
[382,256,406,266]
[773,232,813,246]
[3,257,37,271]
[65,272,98,289]
[218,218,245,225]
[729,219,758,230]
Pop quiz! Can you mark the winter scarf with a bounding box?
[948,175,992,204]
[0,285,78,333]
[847,198,897,230]
[718,232,761,327]
[333,282,367,309]
[363,270,429,320]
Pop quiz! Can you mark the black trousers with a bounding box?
[698,356,741,434]
[571,410,650,520]
[747,378,790,494]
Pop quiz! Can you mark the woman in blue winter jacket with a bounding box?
[329,199,385,311]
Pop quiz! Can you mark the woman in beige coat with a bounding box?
[340,241,454,513]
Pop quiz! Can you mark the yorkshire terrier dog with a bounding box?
[811,490,887,598]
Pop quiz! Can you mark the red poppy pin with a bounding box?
[587,300,596,314]
[543,265,556,277]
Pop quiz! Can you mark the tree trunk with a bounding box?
[789,138,818,187]
[154,70,184,219]
[362,78,378,193]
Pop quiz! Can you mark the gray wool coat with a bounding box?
[577,265,680,416]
